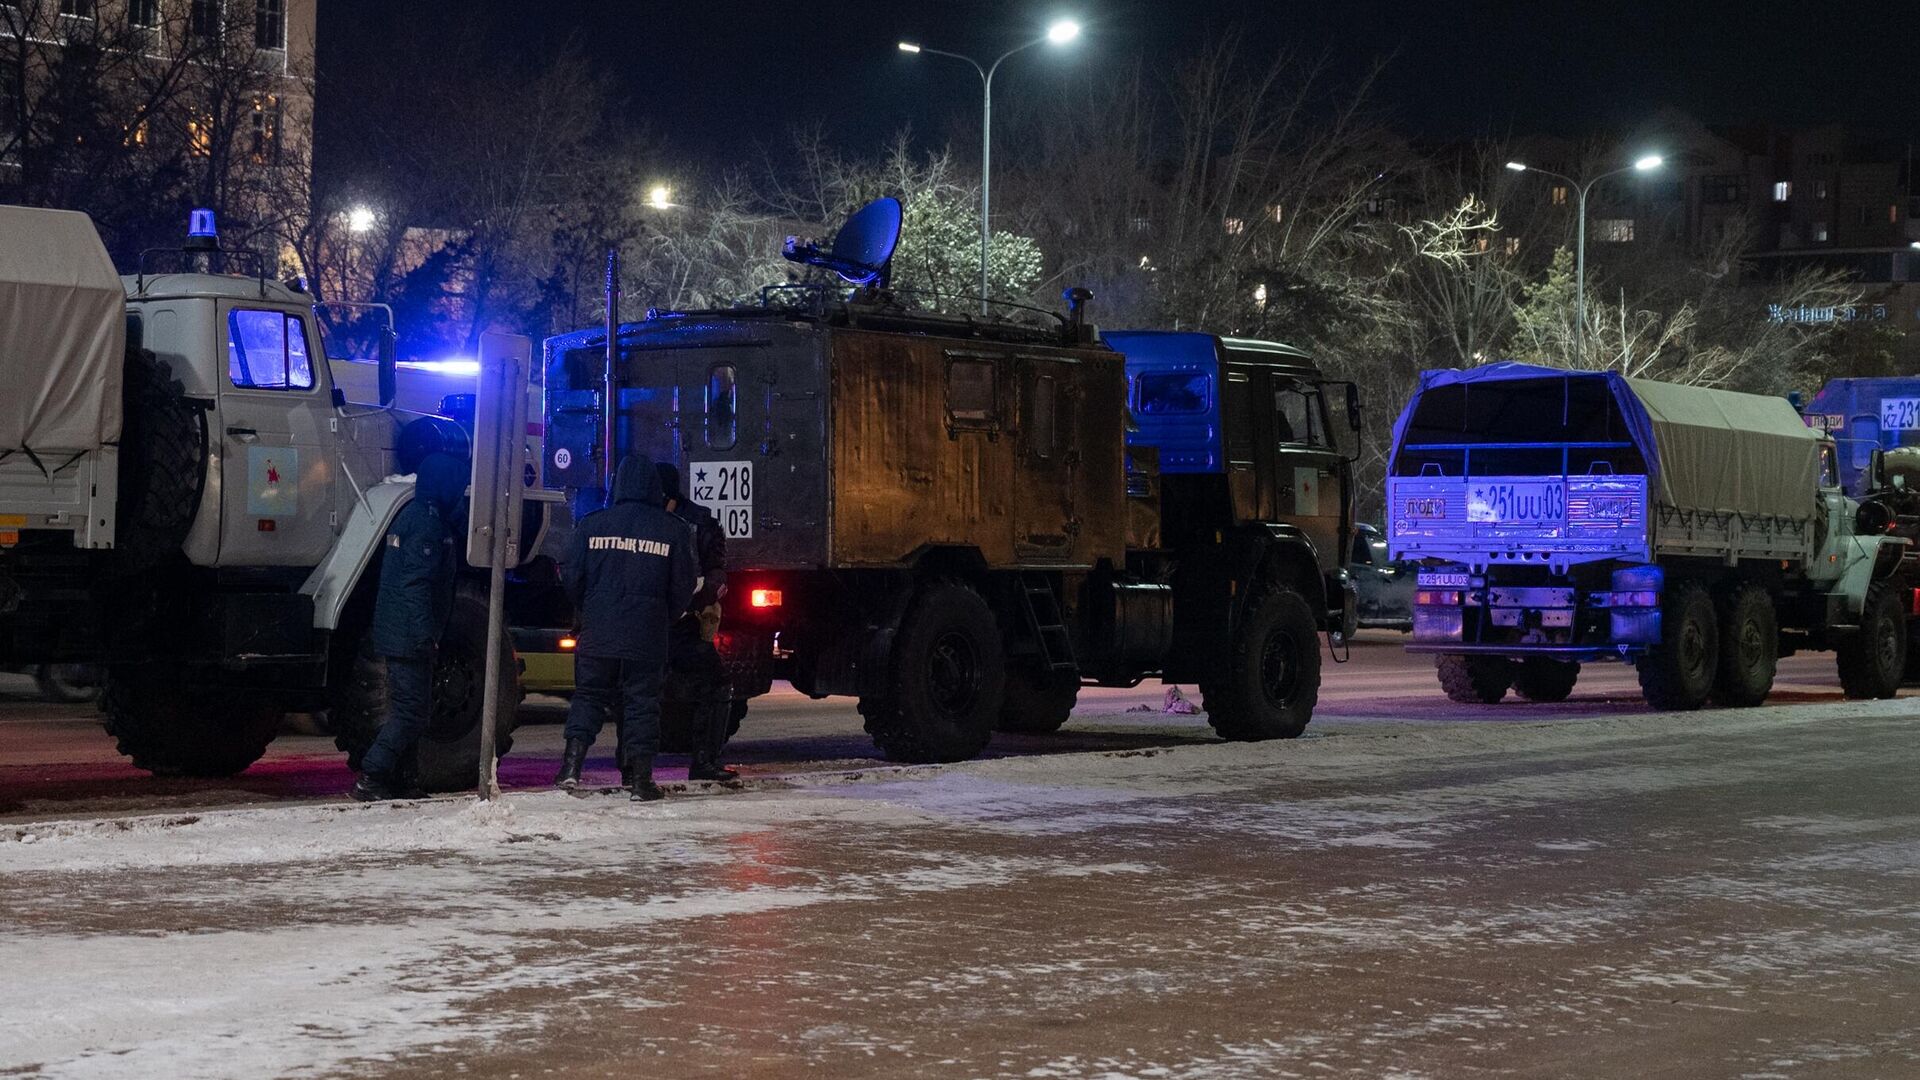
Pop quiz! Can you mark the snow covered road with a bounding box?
[4,699,1920,1078]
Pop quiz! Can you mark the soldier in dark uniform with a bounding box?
[555,453,698,800]
[657,461,738,782]
[353,451,465,801]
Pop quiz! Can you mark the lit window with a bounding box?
[124,119,148,147]
[255,0,284,48]
[1223,217,1245,236]
[228,309,314,391]
[1252,282,1267,309]
[187,117,212,157]
[1504,236,1521,256]
[1813,222,1829,243]
[1474,236,1490,253]
[1550,185,1568,206]
[1266,204,1283,224]
[1596,219,1635,243]
[248,95,279,165]
[1773,181,1791,202]
[1129,216,1150,234]
[1892,204,1902,225]
[1813,180,1828,200]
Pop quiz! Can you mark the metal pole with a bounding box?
[602,248,620,502]
[1574,183,1588,364]
[979,71,992,316]
[476,357,508,801]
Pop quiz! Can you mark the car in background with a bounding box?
[1,664,102,703]
[1348,523,1413,631]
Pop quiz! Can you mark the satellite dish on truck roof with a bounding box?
[782,196,902,288]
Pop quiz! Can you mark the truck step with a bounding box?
[1019,574,1078,673]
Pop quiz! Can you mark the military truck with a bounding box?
[0,206,534,789]
[1801,376,1920,497]
[540,199,1361,762]
[1386,363,1911,709]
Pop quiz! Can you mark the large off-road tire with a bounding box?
[864,581,1005,763]
[1637,580,1718,711]
[1511,659,1580,703]
[330,583,520,792]
[101,665,281,777]
[1712,583,1778,707]
[1837,581,1906,701]
[995,664,1079,734]
[114,349,207,573]
[1436,654,1512,704]
[1200,585,1321,740]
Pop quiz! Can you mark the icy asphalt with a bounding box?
[4,696,1920,1078]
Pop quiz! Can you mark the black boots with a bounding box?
[626,755,664,802]
[687,698,739,782]
[351,772,403,802]
[554,738,589,790]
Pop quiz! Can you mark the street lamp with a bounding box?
[346,205,376,234]
[646,184,673,210]
[1506,153,1663,361]
[898,18,1082,313]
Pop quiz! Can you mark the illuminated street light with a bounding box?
[897,18,1085,313]
[346,206,376,233]
[647,184,672,210]
[1505,153,1665,360]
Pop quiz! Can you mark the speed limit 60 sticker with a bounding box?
[691,461,753,538]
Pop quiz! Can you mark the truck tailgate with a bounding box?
[1388,474,1649,565]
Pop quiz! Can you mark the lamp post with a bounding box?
[899,18,1081,314]
[1505,154,1663,361]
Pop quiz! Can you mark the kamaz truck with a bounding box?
[1802,377,1920,497]
[1386,363,1911,709]
[540,198,1362,762]
[0,206,541,790]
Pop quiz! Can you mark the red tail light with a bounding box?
[558,637,577,650]
[750,588,783,609]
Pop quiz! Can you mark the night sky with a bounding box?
[321,0,1918,158]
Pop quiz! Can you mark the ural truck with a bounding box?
[1386,362,1911,709]
[0,206,535,789]
[540,198,1361,762]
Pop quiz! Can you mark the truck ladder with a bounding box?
[1018,573,1077,673]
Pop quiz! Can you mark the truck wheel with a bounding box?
[1712,583,1777,707]
[996,665,1079,734]
[865,581,1005,763]
[101,666,281,777]
[331,584,520,792]
[1637,581,1718,711]
[114,349,208,574]
[1436,655,1512,704]
[1511,659,1579,703]
[1200,585,1321,740]
[1837,581,1906,701]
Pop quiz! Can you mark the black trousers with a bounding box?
[362,653,432,780]
[565,653,665,765]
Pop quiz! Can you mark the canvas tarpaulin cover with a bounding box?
[1390,363,1823,521]
[0,206,125,456]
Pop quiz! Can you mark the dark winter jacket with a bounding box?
[657,461,728,612]
[563,454,699,663]
[370,452,464,659]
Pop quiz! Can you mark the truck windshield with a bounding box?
[1136,372,1210,415]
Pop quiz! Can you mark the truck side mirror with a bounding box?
[377,327,398,408]
[1345,383,1362,432]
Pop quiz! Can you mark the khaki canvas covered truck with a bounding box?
[1386,363,1910,709]
[0,206,542,789]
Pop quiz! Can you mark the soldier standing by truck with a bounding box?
[657,461,740,782]
[352,452,466,802]
[555,454,698,800]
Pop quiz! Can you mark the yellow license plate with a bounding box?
[0,515,26,528]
